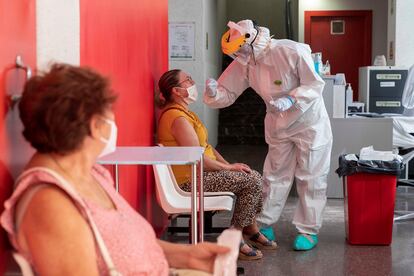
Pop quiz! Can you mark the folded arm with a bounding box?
[287,48,325,114]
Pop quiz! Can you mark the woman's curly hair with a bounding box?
[19,63,117,154]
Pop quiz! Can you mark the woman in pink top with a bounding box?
[1,64,228,275]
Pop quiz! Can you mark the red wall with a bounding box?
[80,0,169,230]
[0,1,169,272]
[0,0,36,272]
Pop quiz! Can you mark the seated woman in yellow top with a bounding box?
[157,69,277,260]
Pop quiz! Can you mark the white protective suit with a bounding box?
[204,20,333,235]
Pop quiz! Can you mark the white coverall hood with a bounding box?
[224,19,272,65]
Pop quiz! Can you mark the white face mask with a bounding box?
[183,84,198,104]
[98,118,118,157]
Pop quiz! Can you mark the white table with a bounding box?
[98,146,205,244]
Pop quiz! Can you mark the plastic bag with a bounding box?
[335,154,404,177]
[359,145,401,162]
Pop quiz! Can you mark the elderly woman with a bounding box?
[1,64,229,275]
[157,69,277,261]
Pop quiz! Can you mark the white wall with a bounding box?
[387,0,396,65]
[36,0,80,70]
[298,0,388,62]
[168,0,203,114]
[169,0,226,146]
[6,0,81,179]
[388,0,414,67]
[202,0,227,146]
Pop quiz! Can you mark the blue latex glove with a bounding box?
[205,78,218,97]
[269,96,295,112]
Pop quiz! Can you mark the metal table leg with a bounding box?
[191,163,198,244]
[198,156,204,242]
[394,212,414,222]
[115,164,119,192]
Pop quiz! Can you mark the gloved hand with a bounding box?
[269,96,295,112]
[205,78,218,97]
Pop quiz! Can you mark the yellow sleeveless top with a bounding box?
[157,103,216,185]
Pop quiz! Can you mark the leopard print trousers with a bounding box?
[180,169,263,228]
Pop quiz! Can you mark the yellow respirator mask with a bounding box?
[221,30,250,56]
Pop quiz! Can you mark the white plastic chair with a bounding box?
[152,163,234,214]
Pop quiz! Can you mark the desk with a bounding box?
[98,146,205,244]
[328,116,414,198]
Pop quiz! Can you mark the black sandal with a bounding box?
[238,240,263,261]
[244,232,277,250]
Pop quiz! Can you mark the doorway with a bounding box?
[305,10,372,99]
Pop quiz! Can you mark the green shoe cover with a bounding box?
[293,234,318,251]
[259,227,276,241]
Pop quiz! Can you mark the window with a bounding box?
[331,20,345,35]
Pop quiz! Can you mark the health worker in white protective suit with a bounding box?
[203,19,333,251]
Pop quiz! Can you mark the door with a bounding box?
[305,10,372,99]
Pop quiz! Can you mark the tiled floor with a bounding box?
[167,196,414,276]
[238,197,414,276]
[165,145,414,276]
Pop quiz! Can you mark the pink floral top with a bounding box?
[1,165,169,275]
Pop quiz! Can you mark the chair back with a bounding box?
[152,144,235,214]
[156,144,190,196]
[152,163,190,214]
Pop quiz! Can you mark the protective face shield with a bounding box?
[99,118,118,157]
[222,20,271,65]
[221,20,259,57]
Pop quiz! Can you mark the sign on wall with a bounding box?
[169,22,195,60]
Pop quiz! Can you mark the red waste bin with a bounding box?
[343,173,397,245]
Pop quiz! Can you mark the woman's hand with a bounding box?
[186,242,230,273]
[228,163,252,173]
[159,240,229,273]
